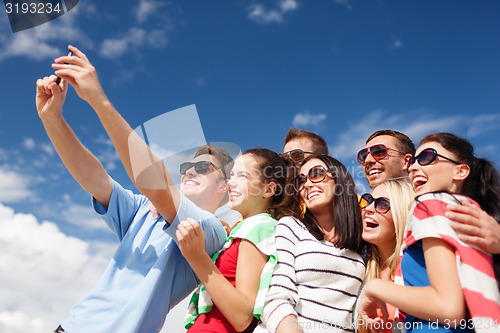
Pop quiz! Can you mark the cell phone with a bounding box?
[55,50,74,85]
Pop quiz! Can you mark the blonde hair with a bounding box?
[364,179,414,281]
[358,180,414,333]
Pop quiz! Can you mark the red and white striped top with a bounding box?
[398,192,500,333]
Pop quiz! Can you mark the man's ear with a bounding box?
[263,181,277,198]
[453,164,470,181]
[217,179,229,195]
[403,153,412,171]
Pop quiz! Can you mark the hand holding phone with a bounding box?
[55,50,74,85]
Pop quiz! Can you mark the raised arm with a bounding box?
[52,45,180,222]
[36,75,112,207]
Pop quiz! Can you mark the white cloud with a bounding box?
[247,0,298,24]
[466,114,500,138]
[196,76,206,88]
[0,3,94,62]
[281,0,299,11]
[23,138,36,150]
[391,35,402,49]
[335,0,353,10]
[60,202,111,231]
[0,167,32,202]
[0,203,114,333]
[40,142,55,156]
[99,27,168,58]
[292,111,327,128]
[136,0,168,24]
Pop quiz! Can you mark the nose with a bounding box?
[227,176,236,189]
[301,177,314,191]
[407,158,419,174]
[364,201,376,214]
[185,166,197,177]
[363,151,377,165]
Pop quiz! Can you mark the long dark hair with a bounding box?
[294,154,364,254]
[242,148,300,220]
[420,132,500,288]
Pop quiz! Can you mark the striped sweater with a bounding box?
[257,216,366,333]
[400,192,500,333]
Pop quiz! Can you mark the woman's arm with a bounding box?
[276,315,302,333]
[177,218,268,331]
[359,238,466,324]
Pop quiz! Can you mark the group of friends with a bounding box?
[35,46,500,333]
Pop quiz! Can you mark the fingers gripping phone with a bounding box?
[55,50,74,85]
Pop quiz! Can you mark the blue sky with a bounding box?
[0,0,499,332]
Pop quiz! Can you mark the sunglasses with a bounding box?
[179,161,226,179]
[357,144,405,165]
[282,148,315,163]
[294,165,333,192]
[359,193,391,214]
[408,148,460,168]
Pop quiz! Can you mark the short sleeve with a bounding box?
[92,179,148,241]
[163,193,227,257]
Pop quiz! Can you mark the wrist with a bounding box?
[364,279,382,297]
[186,250,210,266]
[87,92,111,111]
[40,110,64,123]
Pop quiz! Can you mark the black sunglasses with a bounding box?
[357,144,405,165]
[408,148,460,168]
[359,193,391,214]
[179,161,226,179]
[294,165,333,192]
[282,149,315,163]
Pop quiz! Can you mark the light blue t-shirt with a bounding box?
[60,180,227,333]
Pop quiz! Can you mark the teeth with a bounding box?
[369,169,382,176]
[307,191,321,200]
[364,217,379,228]
[412,176,427,187]
[230,191,240,197]
[185,180,198,186]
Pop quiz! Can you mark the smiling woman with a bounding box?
[358,179,414,333]
[257,154,366,333]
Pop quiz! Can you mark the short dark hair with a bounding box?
[366,130,415,156]
[284,128,329,155]
[194,145,234,179]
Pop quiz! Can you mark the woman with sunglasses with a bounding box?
[357,180,414,333]
[257,154,366,333]
[176,148,299,333]
[358,132,500,333]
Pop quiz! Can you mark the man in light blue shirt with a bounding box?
[36,46,231,333]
